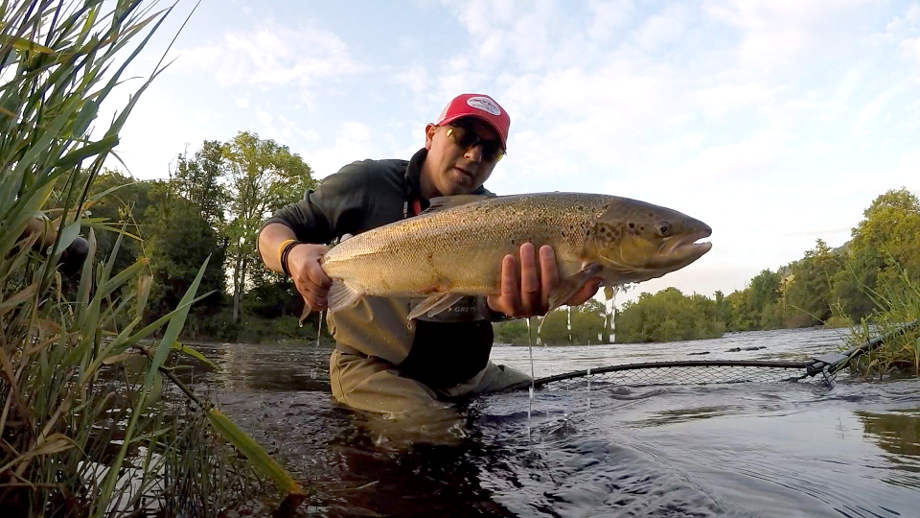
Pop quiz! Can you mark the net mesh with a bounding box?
[502,322,920,394]
[506,360,837,393]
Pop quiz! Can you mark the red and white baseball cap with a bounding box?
[435,93,510,150]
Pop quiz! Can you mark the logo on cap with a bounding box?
[466,96,502,116]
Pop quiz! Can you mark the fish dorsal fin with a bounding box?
[422,194,490,214]
[407,293,465,321]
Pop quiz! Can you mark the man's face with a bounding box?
[423,117,502,197]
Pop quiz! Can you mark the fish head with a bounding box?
[587,198,712,283]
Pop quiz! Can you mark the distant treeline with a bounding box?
[495,188,920,345]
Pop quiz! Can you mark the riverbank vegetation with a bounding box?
[1,2,305,515]
[845,275,920,378]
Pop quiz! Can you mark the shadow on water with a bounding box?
[857,410,920,458]
[182,329,920,517]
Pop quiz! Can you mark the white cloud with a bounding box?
[694,82,776,118]
[854,85,904,135]
[901,36,920,65]
[587,0,635,41]
[176,21,364,106]
[394,64,429,95]
[886,3,920,34]
[305,121,376,179]
[632,4,689,52]
[703,0,875,74]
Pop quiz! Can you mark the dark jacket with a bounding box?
[266,149,495,388]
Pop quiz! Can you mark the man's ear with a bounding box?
[424,123,437,150]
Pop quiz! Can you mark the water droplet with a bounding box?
[567,306,573,345]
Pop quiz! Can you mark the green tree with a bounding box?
[538,309,570,345]
[714,290,731,327]
[142,180,226,324]
[245,266,302,318]
[173,140,228,228]
[749,269,780,312]
[783,239,842,326]
[493,319,530,345]
[836,188,920,319]
[832,251,878,321]
[724,289,754,331]
[222,132,315,322]
[571,299,609,344]
[615,288,724,343]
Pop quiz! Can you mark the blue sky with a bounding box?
[106,0,920,304]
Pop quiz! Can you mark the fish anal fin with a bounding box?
[547,263,604,311]
[407,293,465,321]
[328,280,362,313]
[422,195,490,214]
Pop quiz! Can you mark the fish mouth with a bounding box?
[661,226,713,262]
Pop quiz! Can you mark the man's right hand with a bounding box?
[287,243,332,312]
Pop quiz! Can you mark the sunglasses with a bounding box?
[445,122,504,163]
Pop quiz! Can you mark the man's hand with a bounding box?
[487,243,601,318]
[287,243,332,312]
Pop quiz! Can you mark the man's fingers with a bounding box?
[292,275,327,309]
[305,261,332,289]
[519,243,541,313]
[288,244,332,310]
[498,253,520,314]
[538,245,558,307]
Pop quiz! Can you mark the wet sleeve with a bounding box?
[262,162,374,244]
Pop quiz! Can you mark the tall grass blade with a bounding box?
[206,408,306,501]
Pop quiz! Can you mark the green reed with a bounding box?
[1,2,304,515]
[845,270,920,378]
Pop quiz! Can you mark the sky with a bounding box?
[103,0,920,305]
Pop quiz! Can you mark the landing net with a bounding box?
[504,321,918,393]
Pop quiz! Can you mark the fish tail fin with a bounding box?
[328,280,363,313]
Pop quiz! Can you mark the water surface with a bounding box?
[189,327,920,517]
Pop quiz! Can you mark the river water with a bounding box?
[188,327,920,517]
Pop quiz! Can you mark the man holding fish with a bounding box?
[258,94,711,418]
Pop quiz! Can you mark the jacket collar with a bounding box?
[405,148,427,203]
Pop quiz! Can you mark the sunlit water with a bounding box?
[186,327,920,517]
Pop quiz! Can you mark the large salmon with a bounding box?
[320,193,711,320]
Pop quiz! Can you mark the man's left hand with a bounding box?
[487,243,601,318]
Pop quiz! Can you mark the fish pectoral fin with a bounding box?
[327,280,362,313]
[547,263,603,311]
[422,194,490,214]
[407,293,465,321]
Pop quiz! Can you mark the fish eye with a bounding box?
[657,223,671,237]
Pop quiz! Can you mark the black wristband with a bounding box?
[279,240,302,277]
